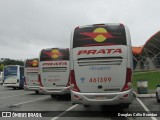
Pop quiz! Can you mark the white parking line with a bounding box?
[0,93,30,99]
[136,98,157,120]
[50,104,78,120]
[12,96,50,106]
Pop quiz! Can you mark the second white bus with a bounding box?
[24,58,39,94]
[39,48,70,97]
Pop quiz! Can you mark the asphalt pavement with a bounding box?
[0,85,159,120]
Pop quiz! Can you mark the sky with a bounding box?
[0,0,160,60]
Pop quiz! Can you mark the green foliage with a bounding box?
[133,71,160,90]
[0,59,24,70]
[0,63,4,71]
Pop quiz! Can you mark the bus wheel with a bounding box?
[83,105,90,108]
[65,94,71,99]
[156,93,160,102]
[35,91,39,94]
[13,87,16,90]
[72,103,75,105]
[123,104,130,108]
[51,94,56,98]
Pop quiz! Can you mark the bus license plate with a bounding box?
[95,96,106,100]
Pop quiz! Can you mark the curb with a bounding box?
[133,91,156,98]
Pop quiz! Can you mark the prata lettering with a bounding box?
[78,49,122,55]
[43,62,67,66]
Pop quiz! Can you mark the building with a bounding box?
[133,31,160,70]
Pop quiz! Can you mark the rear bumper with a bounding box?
[3,83,19,87]
[24,85,39,91]
[39,86,70,95]
[71,88,133,105]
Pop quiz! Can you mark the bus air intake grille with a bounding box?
[42,67,67,72]
[77,57,122,66]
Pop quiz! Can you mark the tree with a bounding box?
[0,63,4,71]
[0,59,24,68]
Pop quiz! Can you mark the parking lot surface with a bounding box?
[0,85,159,120]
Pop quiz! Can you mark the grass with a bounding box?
[133,71,160,90]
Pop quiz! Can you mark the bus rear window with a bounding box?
[73,24,127,48]
[25,59,38,67]
[40,48,69,61]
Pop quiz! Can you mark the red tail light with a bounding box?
[66,74,71,90]
[66,74,70,87]
[121,68,132,92]
[70,70,80,92]
[123,94,128,98]
[38,74,43,87]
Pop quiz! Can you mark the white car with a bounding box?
[0,72,3,84]
[156,84,160,102]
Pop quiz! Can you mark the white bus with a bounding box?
[39,48,70,98]
[3,65,24,89]
[70,23,133,107]
[24,58,39,94]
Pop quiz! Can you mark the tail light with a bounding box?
[66,75,71,90]
[121,68,132,92]
[66,73,70,87]
[123,94,128,98]
[70,70,80,92]
[74,95,80,99]
[38,74,43,87]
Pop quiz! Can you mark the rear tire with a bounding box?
[51,94,56,98]
[35,91,39,94]
[123,104,130,108]
[13,87,16,90]
[83,105,90,108]
[156,93,160,102]
[72,103,75,105]
[65,94,71,99]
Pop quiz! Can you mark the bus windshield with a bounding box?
[4,66,17,76]
[40,48,69,61]
[73,24,127,48]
